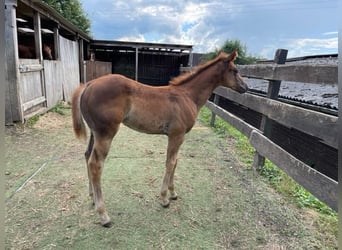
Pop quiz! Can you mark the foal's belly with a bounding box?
[123,109,170,135]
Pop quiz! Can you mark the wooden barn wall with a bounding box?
[58,35,80,102]
[18,58,46,117]
[95,51,190,86]
[44,60,63,109]
[85,61,112,82]
[44,35,80,108]
[19,59,43,103]
[110,51,135,80]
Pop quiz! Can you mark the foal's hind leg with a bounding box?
[168,159,179,200]
[87,132,115,227]
[85,132,94,200]
[160,133,184,207]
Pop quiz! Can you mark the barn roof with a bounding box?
[16,0,92,41]
[90,40,193,55]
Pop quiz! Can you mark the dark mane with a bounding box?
[169,53,227,86]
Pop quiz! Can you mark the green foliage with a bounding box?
[42,0,91,35]
[49,100,70,115]
[25,114,40,128]
[259,161,283,186]
[201,39,263,65]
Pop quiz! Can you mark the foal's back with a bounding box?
[80,74,198,136]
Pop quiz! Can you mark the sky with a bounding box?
[81,0,338,59]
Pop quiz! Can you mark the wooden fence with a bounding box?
[206,49,338,211]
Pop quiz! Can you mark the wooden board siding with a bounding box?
[85,61,112,82]
[17,35,80,118]
[59,35,80,103]
[18,59,43,103]
[44,60,63,109]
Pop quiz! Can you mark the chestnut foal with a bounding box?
[72,50,248,227]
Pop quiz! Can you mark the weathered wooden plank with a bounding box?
[53,27,60,60]
[214,87,337,148]
[59,35,80,102]
[85,61,112,81]
[210,94,220,126]
[22,96,46,111]
[18,63,43,73]
[5,0,23,123]
[238,64,337,84]
[205,101,257,138]
[78,39,85,83]
[44,60,63,108]
[33,11,43,61]
[254,49,287,169]
[20,72,43,103]
[249,130,338,211]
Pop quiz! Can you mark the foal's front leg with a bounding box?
[160,133,184,207]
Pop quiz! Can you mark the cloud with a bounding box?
[82,0,239,52]
[82,0,338,58]
[322,31,338,36]
[285,37,338,57]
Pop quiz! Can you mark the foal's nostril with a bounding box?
[239,83,248,93]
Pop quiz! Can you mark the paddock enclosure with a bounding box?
[5,0,338,222]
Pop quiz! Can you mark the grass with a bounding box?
[25,114,40,128]
[198,107,338,244]
[48,100,70,115]
[5,107,338,249]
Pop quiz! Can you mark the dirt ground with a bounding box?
[5,107,337,249]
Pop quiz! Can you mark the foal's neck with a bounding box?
[180,62,222,110]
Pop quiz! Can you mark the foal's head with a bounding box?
[219,50,248,93]
[43,44,53,60]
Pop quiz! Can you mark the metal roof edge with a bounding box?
[19,0,92,41]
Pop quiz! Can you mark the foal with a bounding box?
[18,43,53,60]
[72,50,248,227]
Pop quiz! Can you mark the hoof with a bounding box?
[170,195,178,200]
[161,202,170,208]
[160,199,170,208]
[102,221,113,228]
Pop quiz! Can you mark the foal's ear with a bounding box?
[227,49,238,61]
[217,50,225,56]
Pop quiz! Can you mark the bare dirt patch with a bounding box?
[34,112,67,130]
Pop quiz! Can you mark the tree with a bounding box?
[42,0,91,35]
[201,39,262,65]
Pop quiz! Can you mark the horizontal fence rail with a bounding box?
[206,49,338,211]
[238,64,337,85]
[213,87,338,149]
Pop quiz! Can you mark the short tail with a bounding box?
[72,84,87,140]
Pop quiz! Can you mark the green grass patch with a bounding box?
[198,107,337,218]
[25,114,40,128]
[48,100,70,115]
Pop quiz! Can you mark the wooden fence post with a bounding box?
[253,49,288,170]
[210,94,220,126]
